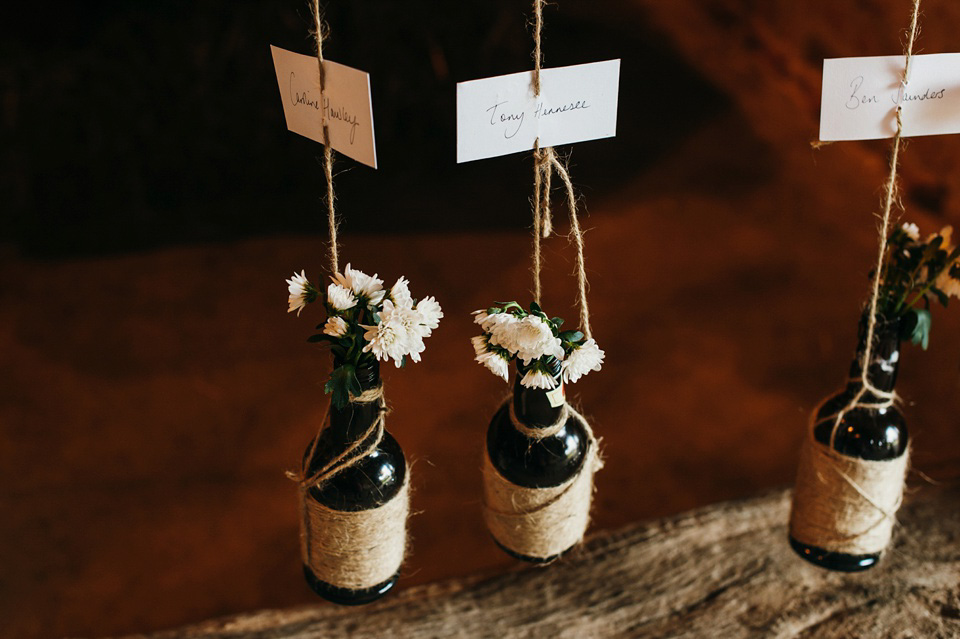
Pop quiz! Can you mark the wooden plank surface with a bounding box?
[118,483,960,639]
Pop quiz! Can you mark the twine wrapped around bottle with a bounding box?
[299,475,409,590]
[789,400,909,556]
[482,398,603,561]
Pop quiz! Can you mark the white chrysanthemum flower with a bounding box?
[323,316,348,338]
[477,350,510,381]
[474,309,511,332]
[326,283,357,311]
[471,334,489,357]
[562,338,605,384]
[901,222,920,241]
[286,270,314,316]
[390,276,413,308]
[486,314,522,355]
[361,322,410,366]
[370,299,425,364]
[404,333,427,363]
[935,265,960,299]
[416,296,443,334]
[521,367,558,390]
[511,315,564,364]
[334,263,385,305]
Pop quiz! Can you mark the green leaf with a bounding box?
[529,301,542,314]
[330,344,348,359]
[904,308,932,350]
[559,330,584,343]
[325,364,360,409]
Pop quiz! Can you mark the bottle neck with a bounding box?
[328,358,382,444]
[846,312,901,394]
[512,358,564,429]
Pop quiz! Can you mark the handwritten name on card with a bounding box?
[270,45,377,168]
[456,59,620,163]
[820,53,960,142]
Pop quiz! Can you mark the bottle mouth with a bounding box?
[516,356,562,378]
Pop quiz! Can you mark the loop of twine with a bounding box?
[507,395,569,440]
[828,0,921,449]
[312,0,339,274]
[529,0,592,340]
[288,385,388,489]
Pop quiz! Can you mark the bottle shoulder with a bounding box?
[487,403,587,488]
[812,389,907,461]
[306,429,406,511]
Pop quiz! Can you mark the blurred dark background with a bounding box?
[3,2,960,638]
[1,1,722,257]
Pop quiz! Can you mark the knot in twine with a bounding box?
[790,400,909,556]
[483,395,603,561]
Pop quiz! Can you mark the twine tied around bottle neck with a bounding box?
[287,384,388,489]
[529,0,592,341]
[507,395,570,440]
[827,0,921,449]
[312,0,340,274]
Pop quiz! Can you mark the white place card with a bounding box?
[456,59,621,163]
[820,53,960,142]
[270,45,377,168]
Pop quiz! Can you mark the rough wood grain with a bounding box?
[117,485,960,639]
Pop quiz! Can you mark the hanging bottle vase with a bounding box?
[789,312,909,572]
[298,359,409,604]
[482,358,602,562]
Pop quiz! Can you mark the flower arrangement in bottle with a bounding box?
[471,301,604,388]
[288,263,443,406]
[789,223,958,572]
[286,264,441,604]
[473,301,604,562]
[873,223,960,347]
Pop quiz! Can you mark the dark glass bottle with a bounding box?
[789,313,908,572]
[486,357,588,562]
[302,358,406,605]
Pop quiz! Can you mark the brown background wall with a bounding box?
[2,1,960,637]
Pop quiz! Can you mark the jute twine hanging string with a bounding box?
[529,0,592,339]
[790,0,920,557]
[288,2,408,590]
[312,0,339,274]
[482,0,602,562]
